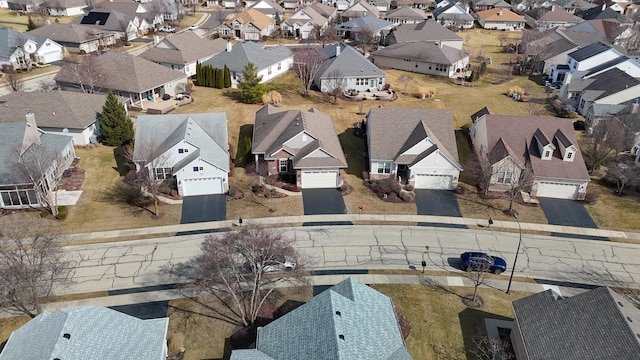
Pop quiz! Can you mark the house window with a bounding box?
[497,171,513,184]
[279,159,288,172]
[193,166,199,172]
[155,167,173,180]
[567,152,572,159]
[178,149,184,154]
[268,67,272,75]
[377,162,391,174]
[579,98,586,109]
[544,150,550,157]
[278,62,282,70]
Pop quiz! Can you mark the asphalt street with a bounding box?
[61,225,640,295]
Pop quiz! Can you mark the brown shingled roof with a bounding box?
[477,7,525,21]
[226,8,275,30]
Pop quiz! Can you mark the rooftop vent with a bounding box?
[339,334,345,340]
[63,333,71,339]
[628,317,633,322]
[618,301,624,307]
[335,311,341,316]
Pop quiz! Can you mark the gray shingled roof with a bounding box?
[284,6,328,27]
[133,113,229,172]
[581,68,640,101]
[0,305,168,360]
[0,91,108,130]
[372,41,468,65]
[202,41,292,74]
[482,114,590,181]
[367,108,461,168]
[71,9,135,32]
[432,3,474,20]
[231,278,411,360]
[387,20,462,44]
[252,105,347,169]
[568,41,613,61]
[512,287,640,360]
[54,52,187,94]
[385,7,428,20]
[334,16,395,34]
[0,28,53,63]
[28,23,115,44]
[140,33,227,65]
[318,43,385,79]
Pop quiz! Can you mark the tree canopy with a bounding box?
[238,62,267,104]
[100,90,134,146]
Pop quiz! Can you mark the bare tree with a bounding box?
[192,226,305,327]
[469,336,515,360]
[129,143,172,217]
[292,47,326,97]
[398,74,413,94]
[0,216,75,318]
[325,69,346,105]
[582,118,626,174]
[506,164,534,213]
[463,151,496,196]
[355,24,378,55]
[5,71,23,92]
[465,254,493,304]
[311,20,339,48]
[65,53,103,93]
[605,159,640,195]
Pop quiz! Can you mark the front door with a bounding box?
[369,79,377,88]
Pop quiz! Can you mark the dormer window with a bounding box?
[544,151,550,158]
[567,152,572,159]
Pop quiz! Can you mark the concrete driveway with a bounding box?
[415,189,465,229]
[538,198,605,240]
[180,194,226,224]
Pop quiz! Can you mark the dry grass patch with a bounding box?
[584,180,640,233]
[456,184,548,225]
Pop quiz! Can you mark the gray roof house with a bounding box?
[383,20,463,49]
[340,0,380,21]
[334,16,397,41]
[133,113,230,196]
[0,305,168,360]
[72,9,152,41]
[432,3,474,29]
[54,52,188,109]
[0,91,123,146]
[366,108,462,189]
[0,27,64,70]
[470,112,590,200]
[202,41,293,87]
[251,105,347,188]
[315,43,386,92]
[371,41,469,78]
[140,33,227,77]
[0,111,76,210]
[281,6,330,40]
[385,7,428,24]
[511,287,640,360]
[524,6,583,30]
[27,23,117,54]
[574,68,640,117]
[230,277,412,359]
[470,0,512,12]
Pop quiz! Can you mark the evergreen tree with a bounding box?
[100,91,134,146]
[208,66,215,87]
[224,65,231,88]
[27,17,37,31]
[196,62,202,85]
[238,62,267,104]
[215,68,224,89]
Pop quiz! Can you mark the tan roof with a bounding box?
[252,105,347,169]
[140,33,227,65]
[226,8,275,30]
[477,7,525,21]
[367,108,461,167]
[482,114,590,181]
[27,23,116,44]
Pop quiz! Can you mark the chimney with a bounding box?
[154,35,160,45]
[632,99,639,114]
[22,109,41,153]
[602,3,606,11]
[551,4,555,11]
[498,10,502,16]
[336,44,341,56]
[226,40,232,52]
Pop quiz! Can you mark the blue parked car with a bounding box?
[460,252,507,274]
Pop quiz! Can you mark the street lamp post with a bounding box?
[506,213,522,294]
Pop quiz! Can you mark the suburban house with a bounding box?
[308,2,338,21]
[27,23,117,54]
[334,16,396,41]
[94,0,163,29]
[568,19,637,48]
[394,0,432,9]
[470,0,512,12]
[367,108,462,189]
[575,4,634,25]
[0,28,64,71]
[44,0,87,16]
[470,112,590,200]
[385,7,428,24]
[248,0,285,19]
[0,306,168,360]
[476,8,526,30]
[511,287,640,360]
[140,33,227,76]
[202,41,293,87]
[572,68,640,116]
[54,52,188,109]
[217,8,276,40]
[369,0,393,13]
[230,278,412,359]
[432,3,474,29]
[7,0,43,13]
[251,105,347,189]
[133,113,230,196]
[323,0,352,11]
[340,0,380,21]
[72,9,151,41]
[281,5,330,40]
[315,43,386,92]
[143,0,186,21]
[384,20,463,49]
[0,110,75,210]
[524,6,583,30]
[372,41,469,78]
[0,91,122,146]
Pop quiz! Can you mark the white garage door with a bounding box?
[537,182,579,200]
[41,50,63,64]
[301,171,338,188]
[414,174,453,190]
[182,177,223,196]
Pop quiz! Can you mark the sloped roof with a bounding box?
[342,0,380,18]
[575,5,631,22]
[230,278,411,360]
[372,41,468,65]
[310,2,337,18]
[202,41,292,73]
[133,113,229,172]
[72,9,136,32]
[284,6,328,27]
[226,8,275,30]
[367,107,461,168]
[54,52,187,94]
[0,305,168,360]
[582,68,640,101]
[0,91,109,130]
[472,0,512,8]
[251,105,347,169]
[385,7,428,20]
[140,33,227,65]
[568,41,614,61]
[477,7,525,21]
[334,15,395,33]
[318,43,385,79]
[0,27,54,61]
[27,23,116,44]
[249,0,285,16]
[470,106,492,123]
[513,287,640,360]
[525,6,582,22]
[481,114,590,180]
[570,19,628,42]
[388,20,462,43]
[433,4,474,20]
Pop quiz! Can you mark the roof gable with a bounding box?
[202,41,292,73]
[319,43,385,78]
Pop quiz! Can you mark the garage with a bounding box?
[40,50,63,64]
[182,177,223,196]
[301,170,338,188]
[414,174,453,190]
[537,182,579,200]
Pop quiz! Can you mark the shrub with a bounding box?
[454,186,465,195]
[228,183,239,197]
[583,188,599,204]
[57,206,68,213]
[55,212,68,220]
[118,183,153,207]
[400,191,415,202]
[282,183,301,192]
[507,86,524,97]
[159,184,172,195]
[262,90,283,105]
[366,178,401,199]
[416,87,428,99]
[40,209,51,217]
[404,184,415,191]
[251,184,264,193]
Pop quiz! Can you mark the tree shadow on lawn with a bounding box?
[459,308,513,359]
[338,129,365,177]
[235,124,254,167]
[113,145,134,177]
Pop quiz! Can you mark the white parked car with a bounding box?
[159,25,175,33]
[188,24,199,31]
[247,255,297,273]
